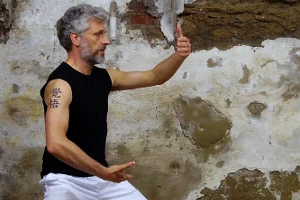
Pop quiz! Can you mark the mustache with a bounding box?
[97,46,106,51]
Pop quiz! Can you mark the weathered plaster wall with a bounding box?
[0,0,14,43]
[0,0,300,200]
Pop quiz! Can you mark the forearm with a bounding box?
[152,52,185,85]
[47,138,107,178]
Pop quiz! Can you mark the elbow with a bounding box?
[155,79,166,86]
[151,74,167,86]
[155,76,169,85]
[46,140,62,157]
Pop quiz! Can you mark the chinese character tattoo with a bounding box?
[50,88,62,108]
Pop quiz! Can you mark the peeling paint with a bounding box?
[181,0,300,51]
[0,0,15,43]
[174,96,232,148]
[270,171,300,200]
[225,98,231,108]
[207,57,223,68]
[239,64,250,84]
[198,167,300,200]
[198,168,276,200]
[247,101,267,117]
[290,47,300,69]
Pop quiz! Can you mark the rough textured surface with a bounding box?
[121,0,165,48]
[247,101,267,116]
[0,0,15,43]
[198,167,300,200]
[180,0,300,51]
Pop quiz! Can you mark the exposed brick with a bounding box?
[130,13,159,25]
[128,1,145,13]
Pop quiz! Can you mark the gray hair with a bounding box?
[56,3,109,52]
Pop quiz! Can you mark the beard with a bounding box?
[79,38,105,65]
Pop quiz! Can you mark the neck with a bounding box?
[66,51,94,75]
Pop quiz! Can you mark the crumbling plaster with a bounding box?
[0,0,300,199]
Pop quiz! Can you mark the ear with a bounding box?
[70,32,81,47]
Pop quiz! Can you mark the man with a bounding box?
[39,3,191,200]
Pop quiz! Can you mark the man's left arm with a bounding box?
[108,24,191,90]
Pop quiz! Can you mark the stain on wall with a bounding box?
[10,59,53,80]
[0,145,4,159]
[4,95,43,126]
[0,147,43,200]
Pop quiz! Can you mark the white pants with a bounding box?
[39,173,147,200]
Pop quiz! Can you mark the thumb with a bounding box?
[176,24,183,38]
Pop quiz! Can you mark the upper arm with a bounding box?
[107,69,158,90]
[44,79,72,147]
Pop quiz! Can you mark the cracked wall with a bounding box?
[1,0,300,199]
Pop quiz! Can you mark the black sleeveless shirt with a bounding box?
[40,62,112,177]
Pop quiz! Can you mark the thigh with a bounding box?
[96,179,147,200]
[39,173,97,200]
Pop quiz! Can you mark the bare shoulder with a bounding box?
[44,79,72,107]
[106,68,124,78]
[106,68,125,86]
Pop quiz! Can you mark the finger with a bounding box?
[115,172,133,183]
[176,24,183,38]
[177,42,191,49]
[113,161,136,173]
[126,174,133,180]
[177,37,189,44]
[177,47,191,52]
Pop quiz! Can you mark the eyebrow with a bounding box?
[94,29,106,34]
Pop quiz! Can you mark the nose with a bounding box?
[103,35,110,45]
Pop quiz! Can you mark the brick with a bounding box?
[128,1,145,13]
[130,14,159,25]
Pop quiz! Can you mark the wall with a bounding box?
[0,0,299,199]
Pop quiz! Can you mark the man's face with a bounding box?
[79,18,110,65]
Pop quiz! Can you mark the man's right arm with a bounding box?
[44,79,135,182]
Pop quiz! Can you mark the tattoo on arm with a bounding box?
[50,88,62,108]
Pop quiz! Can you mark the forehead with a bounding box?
[86,18,106,33]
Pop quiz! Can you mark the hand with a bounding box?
[102,161,135,183]
[176,24,191,58]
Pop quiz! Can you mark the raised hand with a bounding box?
[102,161,136,183]
[176,24,191,58]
